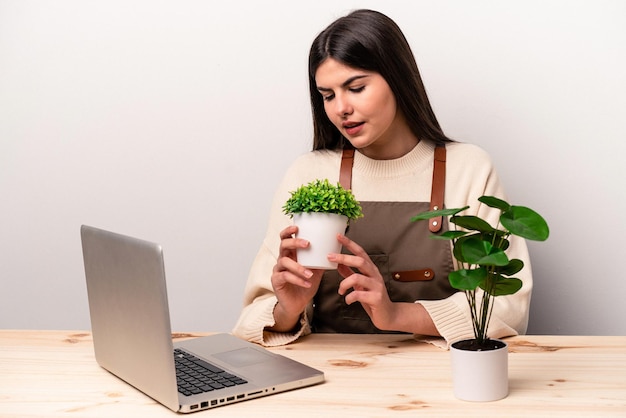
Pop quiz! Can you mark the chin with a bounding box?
[345,138,375,150]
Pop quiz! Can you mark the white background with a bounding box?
[1,0,625,335]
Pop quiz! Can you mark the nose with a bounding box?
[333,94,353,117]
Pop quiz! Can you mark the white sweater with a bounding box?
[232,140,532,348]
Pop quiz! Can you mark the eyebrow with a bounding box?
[316,74,369,92]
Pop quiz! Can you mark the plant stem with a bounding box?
[479,285,491,343]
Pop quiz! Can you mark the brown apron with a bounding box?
[311,145,456,333]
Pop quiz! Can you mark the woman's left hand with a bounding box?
[329,234,399,331]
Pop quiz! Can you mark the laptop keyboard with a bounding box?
[174,348,248,397]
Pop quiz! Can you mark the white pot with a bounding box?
[293,212,348,269]
[450,339,508,402]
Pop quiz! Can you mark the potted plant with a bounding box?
[410,196,549,401]
[283,179,363,269]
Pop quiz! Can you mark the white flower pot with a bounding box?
[450,339,509,402]
[293,212,348,269]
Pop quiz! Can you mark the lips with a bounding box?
[342,121,364,136]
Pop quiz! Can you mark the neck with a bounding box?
[358,137,419,160]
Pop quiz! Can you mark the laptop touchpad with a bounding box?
[214,348,273,367]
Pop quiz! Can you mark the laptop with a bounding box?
[80,225,324,413]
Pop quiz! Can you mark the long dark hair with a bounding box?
[308,9,452,150]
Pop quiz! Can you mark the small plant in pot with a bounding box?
[283,179,363,269]
[411,196,549,401]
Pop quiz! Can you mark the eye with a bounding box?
[322,93,335,102]
[349,86,365,94]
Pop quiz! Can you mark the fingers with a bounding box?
[331,235,385,304]
[279,225,298,240]
[274,256,314,287]
[278,225,310,257]
[335,233,369,258]
[337,270,374,297]
[275,226,322,288]
[339,276,386,309]
[328,234,375,276]
[327,234,395,330]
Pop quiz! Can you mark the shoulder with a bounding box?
[283,149,342,181]
[289,149,342,166]
[275,149,343,196]
[446,141,494,165]
[445,141,497,178]
[443,141,506,208]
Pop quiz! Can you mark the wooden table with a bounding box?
[1,331,625,417]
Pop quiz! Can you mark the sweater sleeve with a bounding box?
[231,241,313,346]
[232,151,340,346]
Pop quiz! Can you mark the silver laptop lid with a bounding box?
[81,225,179,411]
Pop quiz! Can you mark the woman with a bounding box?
[233,9,532,347]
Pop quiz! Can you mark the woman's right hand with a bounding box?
[268,225,324,332]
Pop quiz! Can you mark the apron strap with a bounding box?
[339,148,355,190]
[429,144,446,233]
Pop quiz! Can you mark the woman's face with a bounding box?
[315,58,415,159]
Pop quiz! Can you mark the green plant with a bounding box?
[283,179,363,220]
[410,196,549,347]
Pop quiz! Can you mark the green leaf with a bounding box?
[478,196,511,211]
[501,206,550,241]
[449,268,487,291]
[282,179,363,220]
[429,230,468,241]
[481,276,523,296]
[481,231,510,251]
[410,206,468,222]
[458,236,509,266]
[497,259,524,276]
[451,215,495,233]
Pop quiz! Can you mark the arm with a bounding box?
[232,151,342,346]
[266,225,325,333]
[232,237,317,347]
